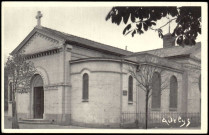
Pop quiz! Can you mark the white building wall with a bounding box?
[70,60,121,126]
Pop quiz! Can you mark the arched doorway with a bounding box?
[31,74,44,119]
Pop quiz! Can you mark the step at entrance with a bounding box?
[18,118,53,124]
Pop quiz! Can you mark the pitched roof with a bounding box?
[11,28,37,55]
[42,27,134,56]
[128,42,201,58]
[11,26,133,56]
[11,26,201,59]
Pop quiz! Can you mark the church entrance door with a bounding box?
[33,86,44,119]
[31,74,44,119]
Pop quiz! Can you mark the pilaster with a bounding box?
[181,71,188,113]
[58,43,73,125]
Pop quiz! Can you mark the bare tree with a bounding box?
[126,53,169,129]
[5,53,36,129]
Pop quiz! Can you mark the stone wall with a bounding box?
[13,48,69,123]
[121,64,137,113]
[31,53,63,84]
[70,60,122,126]
[16,93,30,118]
[175,57,201,113]
[121,64,184,113]
[185,66,201,113]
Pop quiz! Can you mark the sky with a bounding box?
[2,2,201,61]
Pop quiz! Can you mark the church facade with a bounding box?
[7,13,201,128]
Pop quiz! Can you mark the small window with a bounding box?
[128,76,133,102]
[9,82,12,101]
[169,76,178,110]
[82,73,89,101]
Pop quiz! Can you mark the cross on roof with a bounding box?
[36,11,43,27]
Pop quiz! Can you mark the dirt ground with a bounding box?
[3,116,88,129]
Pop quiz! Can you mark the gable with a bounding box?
[11,27,65,55]
[21,32,61,54]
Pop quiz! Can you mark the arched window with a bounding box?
[128,76,133,102]
[169,76,178,109]
[82,73,89,100]
[9,82,12,101]
[151,72,161,109]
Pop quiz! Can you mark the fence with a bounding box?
[121,112,201,128]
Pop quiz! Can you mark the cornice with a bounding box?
[25,48,61,60]
[44,83,72,91]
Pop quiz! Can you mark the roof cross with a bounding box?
[36,11,43,27]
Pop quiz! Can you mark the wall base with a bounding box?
[71,120,120,128]
[17,113,29,120]
[16,113,121,128]
[44,113,71,125]
[57,114,71,125]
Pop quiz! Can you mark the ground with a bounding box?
[4,117,88,129]
[3,111,87,129]
[3,112,200,129]
[4,116,200,129]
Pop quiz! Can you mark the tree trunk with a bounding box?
[145,90,149,129]
[12,97,19,128]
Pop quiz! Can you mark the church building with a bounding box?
[7,11,201,128]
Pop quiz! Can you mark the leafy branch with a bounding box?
[106,6,201,46]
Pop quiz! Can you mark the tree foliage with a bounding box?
[4,67,8,111]
[106,6,201,46]
[5,54,36,94]
[5,53,36,128]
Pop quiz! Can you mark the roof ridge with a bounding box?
[135,45,190,54]
[42,26,133,54]
[131,42,201,57]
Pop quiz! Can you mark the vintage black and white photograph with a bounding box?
[2,2,207,133]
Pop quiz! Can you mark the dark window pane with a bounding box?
[128,76,133,102]
[151,72,161,108]
[170,76,178,108]
[83,73,89,100]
